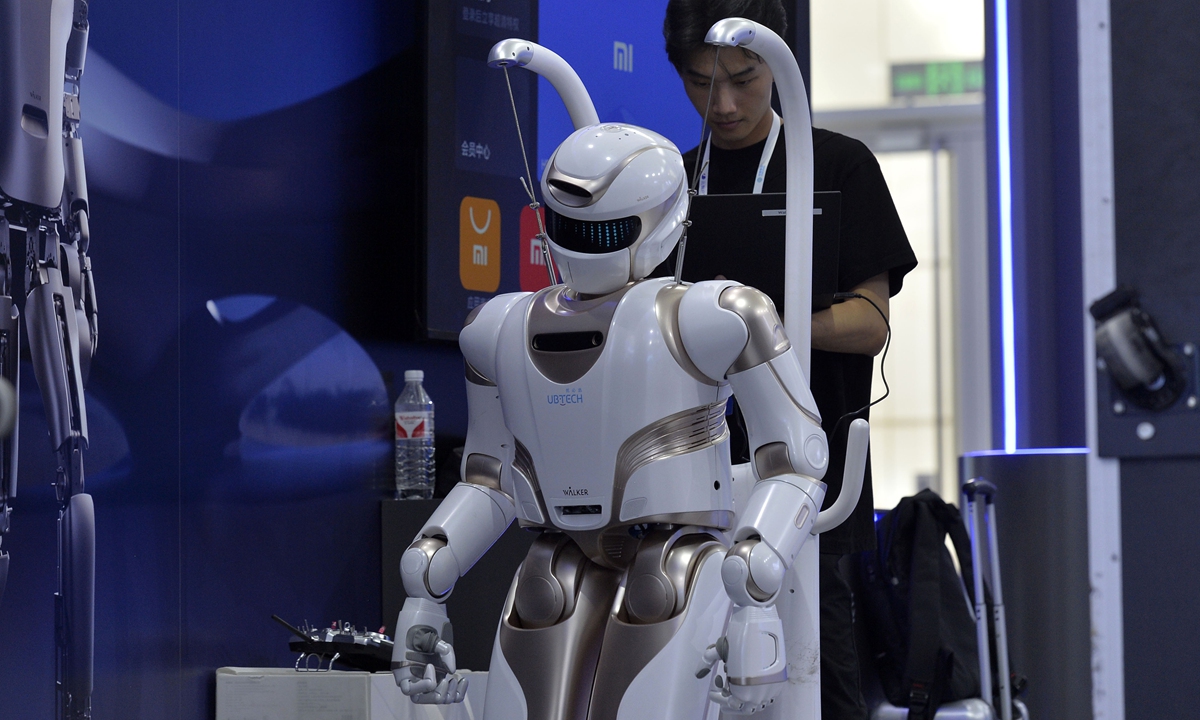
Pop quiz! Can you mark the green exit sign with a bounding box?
[891,61,984,99]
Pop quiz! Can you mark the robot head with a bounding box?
[541,124,688,295]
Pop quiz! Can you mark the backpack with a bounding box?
[855,490,981,720]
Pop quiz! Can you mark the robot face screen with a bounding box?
[546,209,643,254]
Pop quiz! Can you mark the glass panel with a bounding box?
[869,150,957,509]
[812,0,985,111]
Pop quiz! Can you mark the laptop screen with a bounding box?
[651,191,842,313]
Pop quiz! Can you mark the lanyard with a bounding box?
[698,111,781,196]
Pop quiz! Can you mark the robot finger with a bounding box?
[695,640,724,678]
[695,645,718,678]
[400,664,439,697]
[434,638,458,673]
[707,673,762,716]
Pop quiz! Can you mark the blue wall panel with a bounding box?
[0,3,452,718]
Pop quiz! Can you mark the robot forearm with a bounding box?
[400,482,516,601]
[722,473,825,606]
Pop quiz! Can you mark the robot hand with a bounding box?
[695,605,787,715]
[391,597,469,704]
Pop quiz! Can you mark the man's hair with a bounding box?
[663,0,788,71]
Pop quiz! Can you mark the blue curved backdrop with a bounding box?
[0,2,461,718]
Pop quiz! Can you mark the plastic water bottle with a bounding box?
[394,370,435,499]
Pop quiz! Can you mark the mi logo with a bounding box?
[460,197,501,292]
[529,237,545,266]
[613,42,633,72]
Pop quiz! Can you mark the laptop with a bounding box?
[657,191,842,312]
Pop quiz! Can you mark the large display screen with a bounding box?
[425,0,540,339]
[424,1,703,339]
[536,1,700,172]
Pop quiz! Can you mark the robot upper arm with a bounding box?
[680,282,826,480]
[677,281,792,381]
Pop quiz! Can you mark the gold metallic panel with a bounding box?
[513,438,550,526]
[613,401,729,489]
[654,283,721,386]
[753,442,796,480]
[588,538,726,720]
[464,360,495,386]
[719,285,791,374]
[498,550,621,720]
[527,284,633,385]
[463,453,503,491]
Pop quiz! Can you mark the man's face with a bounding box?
[680,47,775,150]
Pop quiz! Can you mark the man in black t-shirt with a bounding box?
[663,2,918,719]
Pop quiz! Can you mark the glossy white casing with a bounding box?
[541,125,688,295]
[401,482,516,601]
[473,278,733,530]
[486,39,599,131]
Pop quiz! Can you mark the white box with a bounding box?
[216,668,487,720]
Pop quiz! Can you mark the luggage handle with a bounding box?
[962,478,997,504]
[962,476,1015,720]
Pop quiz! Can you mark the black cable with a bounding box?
[829,291,891,432]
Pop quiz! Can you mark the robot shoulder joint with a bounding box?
[678,280,748,382]
[460,292,530,382]
[717,286,790,373]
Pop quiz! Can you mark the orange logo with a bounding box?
[460,197,501,292]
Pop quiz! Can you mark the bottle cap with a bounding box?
[404,370,425,383]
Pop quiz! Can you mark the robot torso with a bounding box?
[464,278,736,567]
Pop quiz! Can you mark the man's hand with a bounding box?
[811,272,890,355]
[392,597,469,704]
[695,605,788,714]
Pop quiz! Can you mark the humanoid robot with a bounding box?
[392,19,868,719]
[0,1,98,719]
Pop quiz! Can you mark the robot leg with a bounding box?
[485,533,621,720]
[26,264,92,720]
[590,527,729,720]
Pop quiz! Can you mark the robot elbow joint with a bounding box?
[721,539,782,606]
[401,537,461,600]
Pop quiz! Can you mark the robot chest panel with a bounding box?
[495,282,723,511]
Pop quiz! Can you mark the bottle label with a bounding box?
[395,412,431,439]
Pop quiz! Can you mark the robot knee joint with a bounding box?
[512,533,586,629]
[622,528,725,624]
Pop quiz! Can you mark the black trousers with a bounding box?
[820,552,869,720]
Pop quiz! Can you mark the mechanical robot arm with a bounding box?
[682,18,872,715]
[392,297,523,704]
[681,280,869,714]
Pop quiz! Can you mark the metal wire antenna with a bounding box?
[674,47,721,284]
[503,66,558,286]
